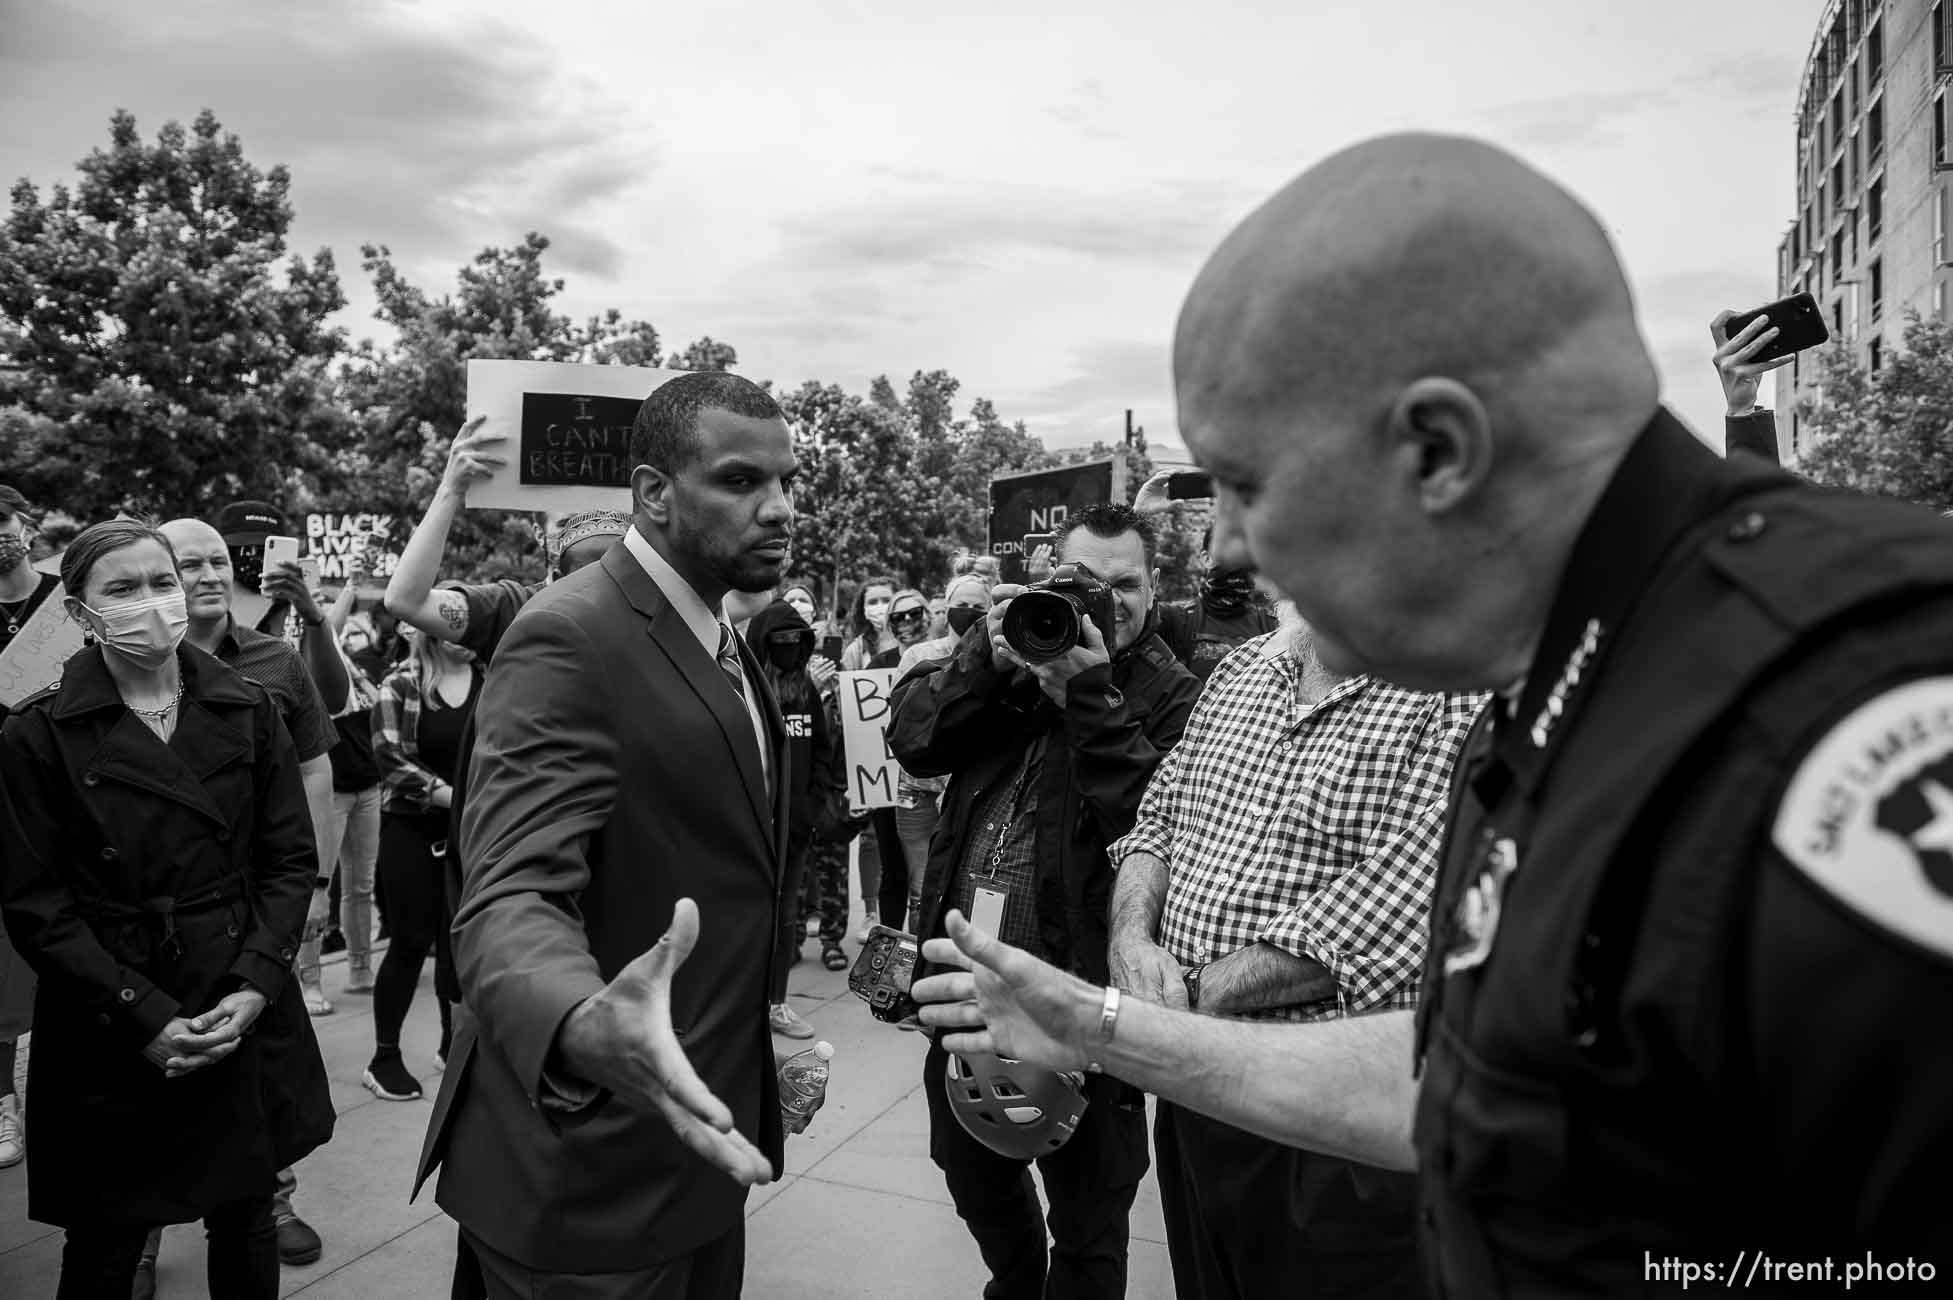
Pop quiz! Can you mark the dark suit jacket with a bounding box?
[413,542,789,1273]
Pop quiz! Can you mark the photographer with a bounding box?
[887,503,1198,1300]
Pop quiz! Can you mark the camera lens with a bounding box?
[1003,589,1082,662]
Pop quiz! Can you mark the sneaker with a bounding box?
[856,906,878,943]
[319,928,346,956]
[361,1052,422,1102]
[768,1003,815,1040]
[434,1052,447,1074]
[0,1093,21,1168]
[303,984,332,1017]
[276,1213,323,1266]
[342,961,374,995]
[803,916,820,938]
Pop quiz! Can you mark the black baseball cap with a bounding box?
[218,500,286,546]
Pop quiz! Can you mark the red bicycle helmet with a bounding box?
[944,1050,1089,1160]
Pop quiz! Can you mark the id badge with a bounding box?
[970,885,1009,937]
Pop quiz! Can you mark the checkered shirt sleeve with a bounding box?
[1121,633,1487,1021]
[372,670,443,814]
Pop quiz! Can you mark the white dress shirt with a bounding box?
[623,526,771,796]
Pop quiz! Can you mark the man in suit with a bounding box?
[415,371,795,1299]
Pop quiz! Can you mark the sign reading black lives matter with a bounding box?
[987,458,1125,584]
[464,360,687,513]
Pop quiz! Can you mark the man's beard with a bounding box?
[1277,600,1344,693]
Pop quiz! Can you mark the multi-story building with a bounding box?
[1778,0,1953,459]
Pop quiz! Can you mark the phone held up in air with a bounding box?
[260,535,302,592]
[1166,469,1215,500]
[1723,291,1829,364]
[821,634,844,665]
[1021,532,1058,555]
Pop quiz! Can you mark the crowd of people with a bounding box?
[0,127,1948,1300]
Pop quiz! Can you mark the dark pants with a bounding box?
[58,1194,277,1300]
[466,1222,744,1300]
[871,808,909,928]
[771,830,814,1002]
[375,810,454,1057]
[923,1040,1149,1300]
[1154,1101,1422,1300]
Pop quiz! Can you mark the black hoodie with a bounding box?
[745,600,845,837]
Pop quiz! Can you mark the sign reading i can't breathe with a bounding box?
[464,360,687,513]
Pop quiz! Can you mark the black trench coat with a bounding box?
[0,644,334,1227]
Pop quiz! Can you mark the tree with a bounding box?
[669,336,737,372]
[0,109,349,521]
[1796,314,1953,511]
[326,235,676,580]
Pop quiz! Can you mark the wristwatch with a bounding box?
[1183,962,1206,1011]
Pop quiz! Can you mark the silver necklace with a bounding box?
[0,594,31,637]
[128,685,185,719]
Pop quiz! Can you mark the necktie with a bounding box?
[717,624,748,703]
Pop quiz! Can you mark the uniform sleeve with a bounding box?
[231,698,321,999]
[1256,692,1481,1013]
[453,607,616,1111]
[0,709,181,1046]
[457,580,538,664]
[1750,673,1953,1248]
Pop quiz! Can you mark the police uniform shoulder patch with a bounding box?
[1773,675,1953,961]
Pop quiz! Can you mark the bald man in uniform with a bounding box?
[914,133,1953,1296]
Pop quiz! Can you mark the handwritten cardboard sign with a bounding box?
[304,513,398,583]
[463,360,684,513]
[838,669,904,813]
[0,583,82,710]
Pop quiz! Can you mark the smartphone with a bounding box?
[261,535,301,588]
[1723,291,1829,363]
[298,557,322,592]
[1021,532,1058,555]
[821,634,844,664]
[1167,469,1215,500]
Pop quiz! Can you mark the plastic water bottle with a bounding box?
[779,1041,835,1136]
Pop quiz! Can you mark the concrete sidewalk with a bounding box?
[0,913,1174,1298]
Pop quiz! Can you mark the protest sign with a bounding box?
[837,669,904,813]
[987,458,1124,584]
[304,512,398,582]
[0,583,82,710]
[463,360,685,513]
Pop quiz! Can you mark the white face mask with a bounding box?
[785,592,817,625]
[865,595,891,630]
[81,591,190,671]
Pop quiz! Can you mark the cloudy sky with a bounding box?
[0,0,1822,462]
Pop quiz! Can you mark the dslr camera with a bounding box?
[1002,562,1117,663]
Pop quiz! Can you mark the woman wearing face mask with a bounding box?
[363,625,482,1102]
[0,520,333,1298]
[836,576,899,938]
[888,576,994,937]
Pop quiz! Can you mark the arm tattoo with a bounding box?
[436,590,469,634]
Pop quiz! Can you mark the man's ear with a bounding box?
[1386,378,1492,515]
[1150,566,1161,594]
[632,463,672,527]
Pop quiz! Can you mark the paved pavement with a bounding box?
[0,900,1175,1298]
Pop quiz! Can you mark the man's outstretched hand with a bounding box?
[554,899,775,1187]
[913,910,1101,1073]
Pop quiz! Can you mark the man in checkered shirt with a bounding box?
[1108,603,1483,1300]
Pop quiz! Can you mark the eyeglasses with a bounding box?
[889,607,928,628]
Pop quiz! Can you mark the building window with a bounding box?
[1832,228,1845,284]
[1833,298,1844,338]
[1869,176,1883,241]
[1832,157,1844,196]
[1871,258,1883,319]
[1832,93,1845,151]
[1868,17,1883,83]
[1869,98,1883,159]
[1939,1,1950,71]
[1850,61,1860,120]
[1937,280,1947,320]
[1938,187,1949,265]
[1938,91,1950,168]
[1870,336,1883,373]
